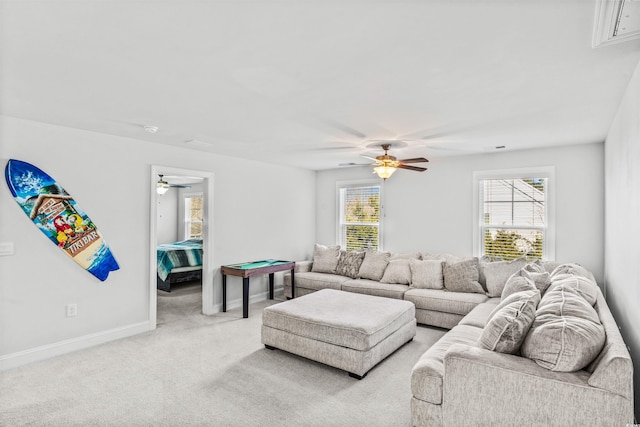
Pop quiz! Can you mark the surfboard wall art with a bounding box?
[4,159,119,281]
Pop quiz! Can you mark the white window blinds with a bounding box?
[339,185,381,251]
[480,178,547,260]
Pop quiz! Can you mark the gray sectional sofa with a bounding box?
[282,245,635,426]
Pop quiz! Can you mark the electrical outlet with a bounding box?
[66,304,77,317]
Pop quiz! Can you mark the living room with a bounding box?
[1,1,639,425]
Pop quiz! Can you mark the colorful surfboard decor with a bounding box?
[4,159,119,281]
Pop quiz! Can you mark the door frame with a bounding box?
[149,165,215,328]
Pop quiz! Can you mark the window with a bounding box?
[474,168,555,261]
[337,182,382,251]
[184,193,203,239]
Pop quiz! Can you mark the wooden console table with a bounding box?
[221,260,295,318]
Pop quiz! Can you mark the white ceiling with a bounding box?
[2,0,640,170]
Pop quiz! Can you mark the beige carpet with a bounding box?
[0,282,446,426]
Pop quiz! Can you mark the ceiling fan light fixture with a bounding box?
[374,165,397,180]
[157,175,170,194]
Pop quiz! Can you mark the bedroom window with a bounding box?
[474,168,555,261]
[184,194,203,239]
[337,182,382,251]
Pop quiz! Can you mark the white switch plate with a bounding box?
[0,242,14,256]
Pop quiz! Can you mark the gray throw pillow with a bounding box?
[443,258,484,294]
[483,257,528,297]
[335,250,365,279]
[546,274,598,306]
[358,251,391,281]
[380,259,412,285]
[478,291,540,354]
[409,259,444,289]
[310,243,340,274]
[501,274,537,301]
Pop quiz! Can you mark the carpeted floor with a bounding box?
[0,282,446,426]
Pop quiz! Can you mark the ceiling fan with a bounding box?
[364,143,429,180]
[156,174,192,194]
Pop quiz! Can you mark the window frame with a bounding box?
[473,167,555,261]
[335,179,384,251]
[183,191,204,240]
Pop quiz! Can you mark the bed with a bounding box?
[157,239,203,292]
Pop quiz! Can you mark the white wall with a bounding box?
[0,116,316,365]
[156,188,178,244]
[604,59,640,421]
[317,142,604,282]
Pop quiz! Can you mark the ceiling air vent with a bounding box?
[593,0,640,47]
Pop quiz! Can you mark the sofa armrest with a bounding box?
[293,260,313,273]
[442,343,634,426]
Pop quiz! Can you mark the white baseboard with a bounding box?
[0,320,152,371]
[1,286,284,371]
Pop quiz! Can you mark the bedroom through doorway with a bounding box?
[149,166,214,329]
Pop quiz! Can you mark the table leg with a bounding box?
[243,277,250,318]
[222,274,227,312]
[291,268,295,299]
[269,273,274,300]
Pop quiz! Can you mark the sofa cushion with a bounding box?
[550,263,595,281]
[404,288,488,316]
[443,258,484,294]
[409,259,444,289]
[341,279,409,299]
[546,274,598,306]
[458,299,500,328]
[501,273,537,301]
[483,257,528,297]
[380,259,412,285]
[294,271,351,291]
[478,291,540,354]
[310,243,341,274]
[335,250,365,279]
[411,325,483,404]
[358,250,391,281]
[521,285,606,372]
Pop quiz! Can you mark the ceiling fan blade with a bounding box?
[397,164,427,172]
[399,157,429,164]
[360,154,379,162]
[339,162,370,167]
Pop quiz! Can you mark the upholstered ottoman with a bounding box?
[261,289,416,379]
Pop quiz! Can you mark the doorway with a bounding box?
[149,165,214,329]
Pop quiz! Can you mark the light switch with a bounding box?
[0,242,15,256]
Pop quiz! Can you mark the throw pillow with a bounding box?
[380,259,412,285]
[409,259,444,289]
[335,250,365,279]
[443,258,484,294]
[521,286,606,372]
[524,260,546,273]
[501,274,537,301]
[478,291,540,354]
[550,263,594,281]
[310,243,341,274]
[489,289,540,321]
[509,268,551,297]
[483,257,528,297]
[358,250,391,281]
[546,274,598,306]
[390,252,421,260]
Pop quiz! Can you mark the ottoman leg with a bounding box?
[348,372,367,380]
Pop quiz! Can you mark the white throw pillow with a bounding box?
[380,259,412,285]
[409,259,444,289]
[358,250,391,281]
[310,243,341,274]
